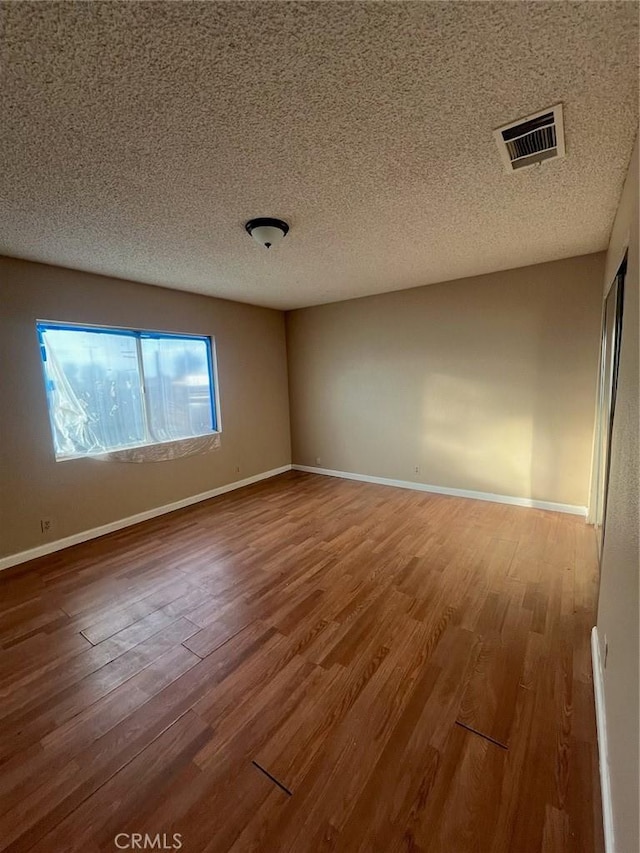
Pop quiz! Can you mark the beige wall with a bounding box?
[287,253,604,507]
[0,257,291,559]
[596,134,639,853]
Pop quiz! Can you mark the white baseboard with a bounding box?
[1,462,586,572]
[591,627,615,853]
[292,465,587,516]
[0,465,292,572]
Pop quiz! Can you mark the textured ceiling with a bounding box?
[1,1,638,310]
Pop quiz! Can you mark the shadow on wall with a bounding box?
[316,339,593,507]
[420,372,535,498]
[529,281,598,508]
[289,255,602,509]
[328,345,426,473]
[419,308,596,505]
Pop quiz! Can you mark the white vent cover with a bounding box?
[494,104,565,172]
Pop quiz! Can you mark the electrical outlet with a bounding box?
[414,466,420,475]
[316,457,321,465]
[40,518,53,535]
[235,465,241,474]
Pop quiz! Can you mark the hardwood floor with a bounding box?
[0,471,603,852]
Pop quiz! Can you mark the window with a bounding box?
[37,322,218,459]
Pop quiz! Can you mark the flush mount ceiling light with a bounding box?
[245,217,289,249]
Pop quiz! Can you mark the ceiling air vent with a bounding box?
[494,104,565,172]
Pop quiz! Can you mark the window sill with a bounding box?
[56,432,222,464]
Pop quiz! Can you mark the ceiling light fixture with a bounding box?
[245,217,289,249]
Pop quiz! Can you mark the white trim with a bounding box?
[591,626,615,852]
[292,465,587,516]
[604,237,630,299]
[0,465,292,572]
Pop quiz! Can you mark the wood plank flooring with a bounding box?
[0,471,603,852]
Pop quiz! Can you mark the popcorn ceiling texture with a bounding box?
[0,1,637,310]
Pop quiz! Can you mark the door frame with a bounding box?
[590,255,627,555]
